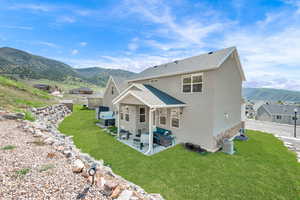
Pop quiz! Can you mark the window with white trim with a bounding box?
[159,109,167,125]
[182,73,203,93]
[111,86,114,95]
[139,107,146,123]
[171,108,180,128]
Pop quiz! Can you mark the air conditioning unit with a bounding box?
[222,138,234,155]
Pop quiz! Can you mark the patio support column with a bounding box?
[117,103,120,138]
[146,107,155,155]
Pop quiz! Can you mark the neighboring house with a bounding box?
[102,76,128,111]
[256,104,300,125]
[110,47,246,153]
[69,87,93,94]
[87,93,103,109]
[33,84,51,92]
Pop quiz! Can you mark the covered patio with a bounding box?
[112,84,186,155]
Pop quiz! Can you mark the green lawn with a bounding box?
[59,106,300,200]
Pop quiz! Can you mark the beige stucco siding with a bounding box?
[131,71,216,150]
[103,80,120,111]
[212,55,242,142]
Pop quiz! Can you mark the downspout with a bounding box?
[146,107,156,155]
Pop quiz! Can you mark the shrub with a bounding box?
[16,168,30,176]
[24,111,36,122]
[1,145,17,150]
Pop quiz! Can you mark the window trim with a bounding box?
[170,108,180,128]
[139,106,146,123]
[159,109,167,126]
[182,73,203,94]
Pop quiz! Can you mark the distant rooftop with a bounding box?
[262,104,300,115]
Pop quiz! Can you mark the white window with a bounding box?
[120,109,124,120]
[276,115,282,120]
[170,108,180,128]
[159,109,167,125]
[182,73,203,93]
[139,107,146,123]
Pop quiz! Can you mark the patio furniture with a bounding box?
[153,127,173,147]
[99,111,115,126]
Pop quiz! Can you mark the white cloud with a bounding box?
[79,42,88,47]
[9,4,52,12]
[122,0,227,50]
[58,16,76,23]
[71,49,79,55]
[36,41,59,48]
[111,0,300,91]
[0,25,33,30]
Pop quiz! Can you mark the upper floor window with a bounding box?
[276,115,282,120]
[182,73,203,93]
[111,86,114,95]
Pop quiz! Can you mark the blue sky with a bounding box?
[0,0,300,90]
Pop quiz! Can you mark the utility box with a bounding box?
[223,138,234,155]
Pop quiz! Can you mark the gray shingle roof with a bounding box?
[111,76,128,92]
[113,83,186,108]
[129,47,237,81]
[143,84,185,105]
[262,104,300,115]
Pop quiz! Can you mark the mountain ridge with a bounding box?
[0,47,135,87]
[243,87,300,102]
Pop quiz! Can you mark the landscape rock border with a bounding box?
[10,104,164,200]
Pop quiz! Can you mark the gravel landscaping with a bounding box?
[0,120,105,200]
[0,105,163,200]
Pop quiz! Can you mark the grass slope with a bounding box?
[0,76,55,111]
[59,106,300,200]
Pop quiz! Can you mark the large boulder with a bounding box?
[72,159,85,173]
[116,190,133,200]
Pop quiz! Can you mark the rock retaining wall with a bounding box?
[17,104,164,200]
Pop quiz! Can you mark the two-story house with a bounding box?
[104,47,245,154]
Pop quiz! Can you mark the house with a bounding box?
[33,84,51,92]
[256,104,300,125]
[102,76,128,111]
[104,47,245,154]
[69,87,93,94]
[87,93,103,109]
